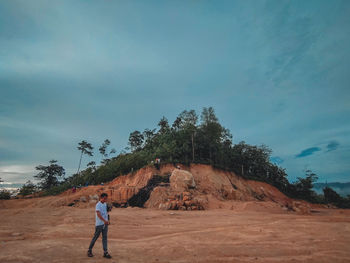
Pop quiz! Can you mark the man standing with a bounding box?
[87,193,112,258]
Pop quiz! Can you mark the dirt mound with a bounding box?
[0,164,311,214]
[1,164,311,213]
[145,164,310,213]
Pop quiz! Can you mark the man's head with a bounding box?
[100,193,108,203]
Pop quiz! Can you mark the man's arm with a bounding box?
[96,211,109,225]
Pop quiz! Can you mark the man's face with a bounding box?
[101,196,108,203]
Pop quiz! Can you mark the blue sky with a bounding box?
[1,0,349,184]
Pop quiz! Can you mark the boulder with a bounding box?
[89,194,99,201]
[291,201,311,214]
[170,169,196,192]
[184,201,192,207]
[158,203,167,210]
[183,195,191,201]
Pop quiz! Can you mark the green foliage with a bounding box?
[98,139,116,163]
[99,139,110,158]
[0,190,11,200]
[34,160,65,190]
[128,131,144,152]
[323,186,350,208]
[285,170,319,203]
[18,180,37,196]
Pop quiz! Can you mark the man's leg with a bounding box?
[102,225,108,253]
[88,225,103,251]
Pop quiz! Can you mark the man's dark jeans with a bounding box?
[88,224,108,252]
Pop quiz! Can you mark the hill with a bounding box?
[2,164,312,214]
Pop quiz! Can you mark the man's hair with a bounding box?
[100,193,108,198]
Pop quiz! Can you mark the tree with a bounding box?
[293,169,318,202]
[98,139,116,164]
[77,140,94,174]
[143,128,156,145]
[323,186,341,204]
[18,180,37,196]
[199,107,225,162]
[34,160,65,190]
[128,131,144,152]
[323,187,350,208]
[0,177,11,200]
[179,110,198,162]
[231,142,272,179]
[0,190,11,200]
[158,117,170,135]
[99,139,111,158]
[87,161,96,169]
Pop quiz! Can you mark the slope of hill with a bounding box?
[1,164,312,214]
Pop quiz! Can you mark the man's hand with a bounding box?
[104,220,110,225]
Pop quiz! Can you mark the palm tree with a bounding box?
[76,140,94,174]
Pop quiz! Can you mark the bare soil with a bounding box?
[1,202,350,263]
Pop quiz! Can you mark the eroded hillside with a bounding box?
[1,164,312,214]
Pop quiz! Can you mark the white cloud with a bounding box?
[0,165,36,183]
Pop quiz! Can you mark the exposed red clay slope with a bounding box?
[0,164,311,213]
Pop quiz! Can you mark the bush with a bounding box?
[0,190,11,200]
[18,181,37,196]
[324,187,350,208]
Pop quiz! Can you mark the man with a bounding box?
[87,193,112,258]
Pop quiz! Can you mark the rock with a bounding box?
[165,202,172,210]
[89,194,99,201]
[176,200,184,207]
[183,195,191,201]
[179,206,186,211]
[80,196,87,202]
[184,201,192,207]
[170,201,177,210]
[291,201,311,214]
[170,169,196,192]
[159,203,166,210]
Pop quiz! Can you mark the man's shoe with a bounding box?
[87,250,93,257]
[103,252,112,259]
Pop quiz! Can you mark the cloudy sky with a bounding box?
[1,0,349,184]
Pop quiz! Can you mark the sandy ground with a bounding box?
[0,203,350,263]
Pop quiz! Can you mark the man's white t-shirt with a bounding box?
[95,201,108,226]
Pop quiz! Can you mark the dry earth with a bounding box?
[1,202,350,263]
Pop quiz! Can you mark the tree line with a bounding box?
[4,107,349,208]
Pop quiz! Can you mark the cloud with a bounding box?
[295,147,321,158]
[326,141,340,152]
[0,165,36,183]
[270,156,284,165]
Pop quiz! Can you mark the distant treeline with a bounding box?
[6,107,350,208]
[313,182,350,197]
